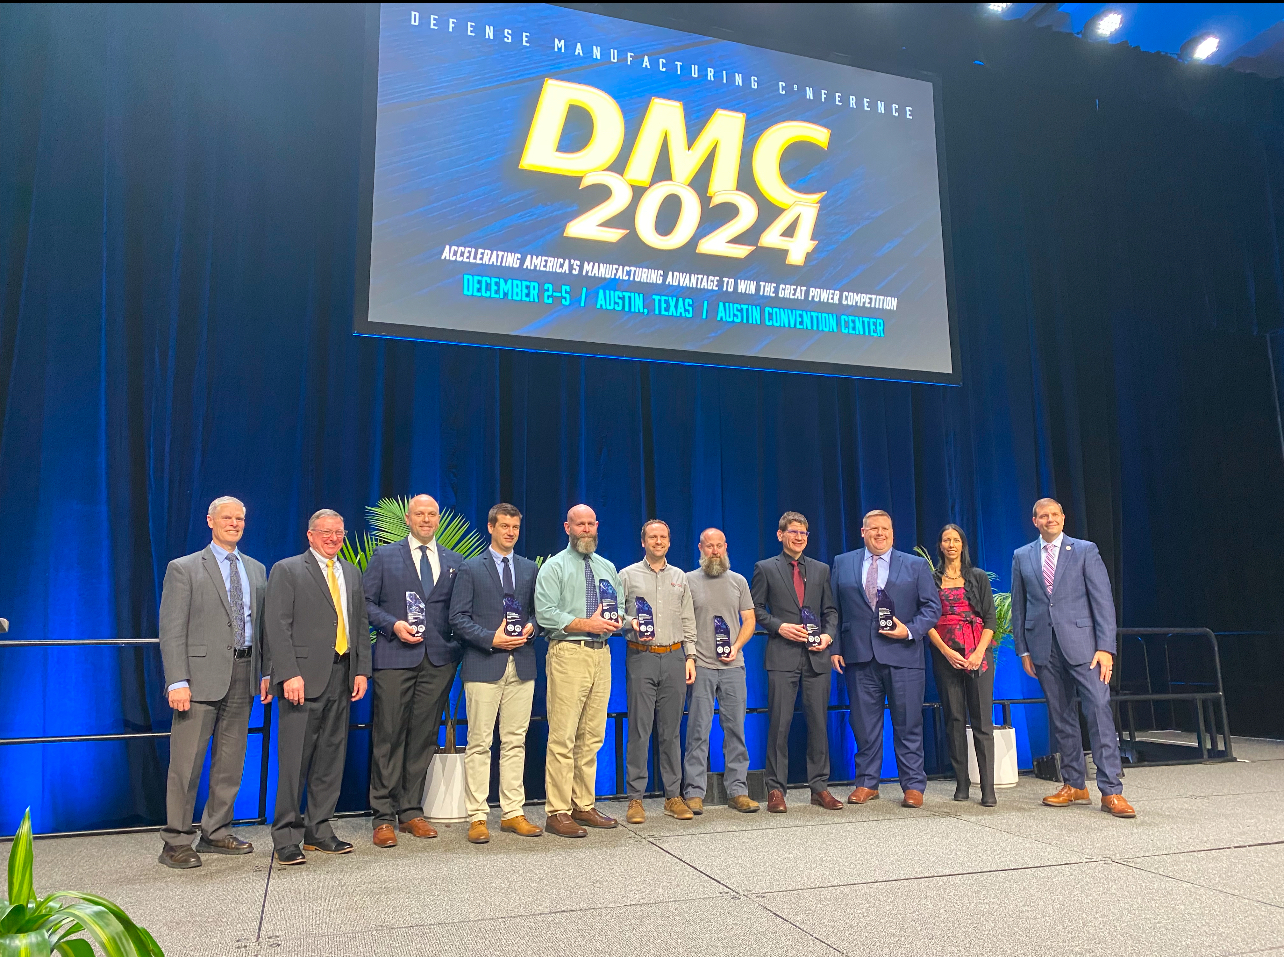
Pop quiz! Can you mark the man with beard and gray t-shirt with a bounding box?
[683,527,759,813]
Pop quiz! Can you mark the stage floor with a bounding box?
[19,736,1284,957]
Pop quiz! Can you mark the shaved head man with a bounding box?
[533,504,626,837]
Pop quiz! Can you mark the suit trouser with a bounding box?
[162,657,252,847]
[625,646,686,800]
[273,656,350,850]
[463,657,535,822]
[846,659,927,792]
[544,639,611,815]
[683,666,749,800]
[931,647,996,790]
[370,654,458,826]
[765,665,830,794]
[1037,636,1123,795]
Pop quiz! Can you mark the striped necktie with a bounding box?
[1042,543,1056,595]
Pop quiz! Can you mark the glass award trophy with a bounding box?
[598,579,621,625]
[800,607,822,648]
[634,596,655,639]
[713,615,733,659]
[876,588,896,632]
[405,591,426,637]
[502,595,524,637]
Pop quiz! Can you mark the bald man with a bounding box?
[363,494,465,847]
[534,505,624,838]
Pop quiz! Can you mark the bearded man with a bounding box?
[533,504,625,838]
[681,528,759,813]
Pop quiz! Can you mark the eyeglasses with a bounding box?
[312,530,347,540]
[784,529,809,537]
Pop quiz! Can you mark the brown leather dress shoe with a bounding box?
[500,815,543,837]
[372,824,397,848]
[158,844,201,869]
[545,812,587,838]
[665,797,695,820]
[728,794,759,813]
[685,797,704,815]
[196,834,252,855]
[767,789,787,813]
[902,790,924,808]
[626,799,646,824]
[468,821,490,844]
[848,787,880,804]
[399,817,438,838]
[1101,794,1137,818]
[571,806,618,829]
[1043,785,1091,807]
[811,790,843,810]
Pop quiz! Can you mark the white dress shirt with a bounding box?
[408,534,440,588]
[310,548,351,639]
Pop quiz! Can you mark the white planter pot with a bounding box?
[967,726,1019,788]
[423,751,469,822]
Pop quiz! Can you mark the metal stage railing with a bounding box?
[0,627,1238,838]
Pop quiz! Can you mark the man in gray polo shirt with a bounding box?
[619,519,697,824]
[683,527,759,814]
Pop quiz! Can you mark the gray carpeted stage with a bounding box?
[15,736,1284,956]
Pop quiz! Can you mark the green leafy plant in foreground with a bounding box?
[341,496,489,571]
[1,808,164,956]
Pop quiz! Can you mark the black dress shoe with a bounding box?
[158,844,201,869]
[981,789,998,808]
[953,782,970,802]
[303,836,354,854]
[274,844,306,865]
[196,834,253,855]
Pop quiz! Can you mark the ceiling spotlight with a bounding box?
[987,3,1012,11]
[1093,11,1123,37]
[1180,33,1220,61]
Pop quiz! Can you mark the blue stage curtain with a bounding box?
[2,4,1283,832]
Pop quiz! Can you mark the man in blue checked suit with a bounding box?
[831,510,941,809]
[364,494,465,847]
[1012,497,1135,818]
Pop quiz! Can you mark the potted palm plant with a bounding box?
[2,808,164,955]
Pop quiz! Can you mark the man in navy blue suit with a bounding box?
[831,510,941,808]
[1012,498,1135,818]
[363,494,464,847]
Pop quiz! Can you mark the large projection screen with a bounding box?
[356,3,960,383]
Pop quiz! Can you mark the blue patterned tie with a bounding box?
[226,553,247,649]
[419,545,434,594]
[502,556,515,596]
[583,556,597,617]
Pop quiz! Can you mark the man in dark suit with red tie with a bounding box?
[363,494,464,847]
[751,511,842,814]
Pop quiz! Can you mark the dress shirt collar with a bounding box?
[209,541,240,562]
[780,551,805,564]
[489,545,513,562]
[309,548,340,570]
[1040,533,1064,552]
[409,533,438,555]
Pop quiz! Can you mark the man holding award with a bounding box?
[684,528,759,814]
[618,520,697,824]
[448,503,543,843]
[363,494,464,848]
[534,504,624,838]
[831,510,942,808]
[751,511,842,814]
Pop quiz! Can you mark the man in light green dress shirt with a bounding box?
[534,504,625,838]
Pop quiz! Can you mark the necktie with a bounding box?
[501,556,514,596]
[584,556,598,617]
[419,544,435,593]
[1043,543,1056,594]
[864,555,879,605]
[791,560,806,607]
[327,559,348,655]
[226,553,247,649]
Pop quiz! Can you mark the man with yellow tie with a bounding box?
[265,509,372,865]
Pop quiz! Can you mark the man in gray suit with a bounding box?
[1012,498,1135,818]
[266,509,372,864]
[158,496,272,869]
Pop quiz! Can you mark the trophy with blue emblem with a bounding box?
[598,579,621,625]
[876,588,896,633]
[405,592,426,638]
[800,607,822,649]
[634,596,655,639]
[502,595,524,638]
[713,615,733,659]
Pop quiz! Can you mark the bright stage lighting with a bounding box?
[987,3,1012,11]
[1189,35,1220,61]
[1093,11,1123,37]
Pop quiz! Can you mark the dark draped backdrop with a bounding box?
[2,3,1283,834]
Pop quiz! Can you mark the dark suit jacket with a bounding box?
[448,552,540,683]
[264,551,371,698]
[158,546,268,700]
[1011,535,1117,666]
[833,547,941,670]
[363,538,463,670]
[750,553,838,676]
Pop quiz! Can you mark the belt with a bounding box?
[334,651,350,663]
[552,638,608,650]
[628,641,683,654]
[232,647,252,660]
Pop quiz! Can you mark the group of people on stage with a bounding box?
[157,493,1135,869]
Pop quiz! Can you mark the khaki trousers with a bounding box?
[463,657,535,822]
[544,639,611,815]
